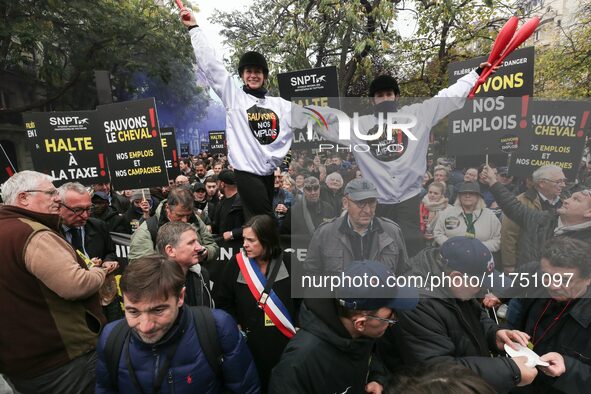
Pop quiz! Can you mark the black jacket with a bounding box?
[491,183,591,264]
[73,217,120,263]
[93,206,131,234]
[280,198,336,236]
[512,286,591,393]
[214,253,296,392]
[319,184,343,215]
[110,192,130,215]
[268,298,387,394]
[211,193,244,240]
[391,293,521,393]
[185,265,213,308]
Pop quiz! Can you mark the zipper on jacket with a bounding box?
[168,370,175,394]
[153,348,160,384]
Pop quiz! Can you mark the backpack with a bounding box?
[105,306,223,391]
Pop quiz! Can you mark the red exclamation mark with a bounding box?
[172,149,178,167]
[271,116,277,139]
[5,167,14,177]
[149,108,157,138]
[520,95,529,129]
[98,153,106,176]
[397,130,402,145]
[577,111,589,138]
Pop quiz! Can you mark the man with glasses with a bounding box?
[482,165,591,266]
[269,260,416,394]
[304,178,408,276]
[128,186,218,265]
[501,165,567,273]
[58,182,122,322]
[281,176,336,238]
[0,171,112,393]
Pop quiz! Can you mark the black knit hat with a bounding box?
[238,51,269,76]
[369,75,400,97]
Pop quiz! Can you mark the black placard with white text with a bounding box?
[208,130,226,155]
[447,47,535,156]
[97,98,168,190]
[160,127,178,181]
[278,66,340,149]
[23,110,108,186]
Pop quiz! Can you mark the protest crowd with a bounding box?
[1,6,591,394]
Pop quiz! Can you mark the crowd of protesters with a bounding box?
[1,6,591,394]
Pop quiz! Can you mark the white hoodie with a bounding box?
[190,28,309,176]
[313,71,479,204]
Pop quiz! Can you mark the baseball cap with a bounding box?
[336,261,418,311]
[218,169,236,185]
[92,191,110,201]
[440,237,502,287]
[498,166,509,176]
[192,182,206,192]
[344,178,379,201]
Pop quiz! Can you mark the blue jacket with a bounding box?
[96,305,260,393]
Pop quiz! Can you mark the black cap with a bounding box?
[369,75,400,97]
[336,261,418,311]
[192,182,206,192]
[218,169,236,185]
[238,51,269,76]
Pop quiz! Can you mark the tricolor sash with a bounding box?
[236,251,296,338]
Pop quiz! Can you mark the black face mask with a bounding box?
[373,100,398,117]
[243,85,267,99]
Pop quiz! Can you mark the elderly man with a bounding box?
[482,165,591,264]
[501,165,566,272]
[304,178,408,276]
[0,171,113,393]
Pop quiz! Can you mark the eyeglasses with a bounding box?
[347,198,378,209]
[60,202,94,216]
[365,314,398,326]
[542,178,567,185]
[304,185,320,191]
[25,189,58,197]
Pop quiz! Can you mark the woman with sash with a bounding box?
[214,215,297,392]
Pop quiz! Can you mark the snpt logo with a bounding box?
[49,117,90,126]
[303,106,418,155]
[290,74,326,86]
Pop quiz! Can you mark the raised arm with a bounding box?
[180,8,237,104]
